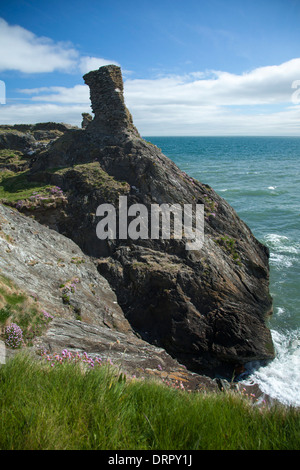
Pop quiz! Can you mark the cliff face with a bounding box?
[0,203,129,333]
[0,204,218,391]
[0,65,275,377]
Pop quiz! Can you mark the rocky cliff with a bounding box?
[0,203,217,391]
[0,64,275,379]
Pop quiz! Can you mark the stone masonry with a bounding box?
[83,65,140,138]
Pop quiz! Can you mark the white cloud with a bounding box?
[132,103,300,136]
[20,58,300,107]
[18,85,89,103]
[0,18,78,73]
[2,41,300,135]
[2,100,299,135]
[0,103,88,126]
[0,18,117,74]
[122,58,300,135]
[79,56,120,74]
[124,58,300,108]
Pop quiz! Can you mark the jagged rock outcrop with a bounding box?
[0,203,129,332]
[0,65,275,378]
[83,65,140,139]
[0,123,74,171]
[0,122,76,151]
[81,113,92,129]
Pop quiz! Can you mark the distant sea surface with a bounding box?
[146,136,300,407]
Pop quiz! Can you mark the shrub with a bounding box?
[4,323,23,349]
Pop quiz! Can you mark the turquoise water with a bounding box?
[146,136,300,406]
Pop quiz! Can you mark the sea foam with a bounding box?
[265,233,299,254]
[242,329,300,407]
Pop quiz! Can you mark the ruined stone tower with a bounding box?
[83,65,140,139]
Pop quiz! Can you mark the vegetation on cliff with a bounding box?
[0,353,299,450]
[0,274,53,347]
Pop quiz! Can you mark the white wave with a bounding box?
[268,186,277,190]
[242,329,300,407]
[270,253,294,268]
[265,233,289,246]
[265,233,300,255]
[276,307,285,317]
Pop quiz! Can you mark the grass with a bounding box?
[48,162,130,199]
[0,274,53,347]
[0,352,299,450]
[0,170,67,213]
[214,235,242,265]
[0,169,53,203]
[0,162,129,209]
[0,149,28,168]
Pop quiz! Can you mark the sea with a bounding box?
[146,136,300,407]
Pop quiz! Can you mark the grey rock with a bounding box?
[33,317,219,392]
[83,64,140,139]
[81,113,93,129]
[0,204,130,333]
[0,129,36,152]
[0,204,218,391]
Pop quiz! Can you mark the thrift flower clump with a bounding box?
[41,349,104,369]
[40,349,186,390]
[15,186,66,211]
[5,323,23,349]
[41,310,54,321]
[60,278,80,303]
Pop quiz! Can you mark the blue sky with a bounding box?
[1,0,300,135]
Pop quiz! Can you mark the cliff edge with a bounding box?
[0,65,275,378]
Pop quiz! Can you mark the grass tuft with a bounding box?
[0,275,53,346]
